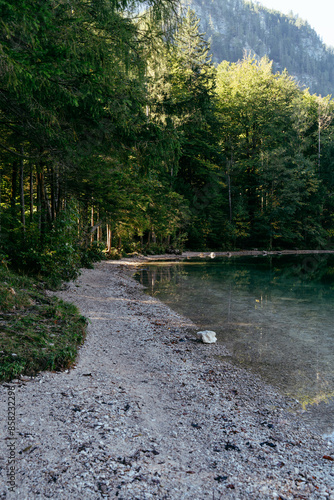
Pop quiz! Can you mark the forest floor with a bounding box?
[0,258,333,499]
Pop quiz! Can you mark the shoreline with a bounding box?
[0,260,333,498]
[114,249,334,266]
[128,252,334,441]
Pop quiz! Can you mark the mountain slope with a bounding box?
[181,0,334,96]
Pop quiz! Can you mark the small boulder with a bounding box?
[197,330,217,343]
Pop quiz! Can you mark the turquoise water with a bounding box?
[135,255,334,440]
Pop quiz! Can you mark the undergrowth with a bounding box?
[0,267,87,382]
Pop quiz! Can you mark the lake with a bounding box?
[134,254,334,441]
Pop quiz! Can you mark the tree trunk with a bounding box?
[106,224,110,252]
[0,165,2,237]
[20,148,25,236]
[91,204,94,244]
[29,163,34,223]
[37,171,42,235]
[106,224,112,252]
[10,160,18,233]
[42,178,52,223]
[97,209,102,241]
[227,172,232,222]
[56,167,62,216]
[50,165,56,221]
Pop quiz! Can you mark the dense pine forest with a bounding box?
[1,0,334,285]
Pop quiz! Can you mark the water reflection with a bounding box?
[135,255,334,439]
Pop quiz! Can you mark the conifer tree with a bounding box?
[151,8,222,248]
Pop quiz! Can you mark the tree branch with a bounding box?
[0,141,46,159]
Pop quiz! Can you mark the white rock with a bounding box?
[197,330,217,343]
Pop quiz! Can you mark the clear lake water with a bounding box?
[134,254,334,441]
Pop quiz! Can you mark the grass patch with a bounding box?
[0,267,87,382]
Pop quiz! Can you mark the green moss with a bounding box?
[0,267,87,382]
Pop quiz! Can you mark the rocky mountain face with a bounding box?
[181,0,334,96]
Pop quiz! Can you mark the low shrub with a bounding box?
[0,268,87,381]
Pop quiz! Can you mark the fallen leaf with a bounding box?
[21,445,32,453]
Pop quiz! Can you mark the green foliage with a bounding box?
[147,8,222,248]
[0,1,334,291]
[80,242,106,269]
[0,267,87,381]
[215,55,333,249]
[17,246,80,286]
[2,205,82,287]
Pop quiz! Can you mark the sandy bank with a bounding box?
[0,260,333,499]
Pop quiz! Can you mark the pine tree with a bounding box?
[152,9,222,248]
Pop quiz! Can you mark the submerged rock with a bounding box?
[197,330,217,344]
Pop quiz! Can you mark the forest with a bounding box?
[1,0,334,286]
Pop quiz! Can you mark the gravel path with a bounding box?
[1,260,333,499]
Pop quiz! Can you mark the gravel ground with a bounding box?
[0,260,333,500]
